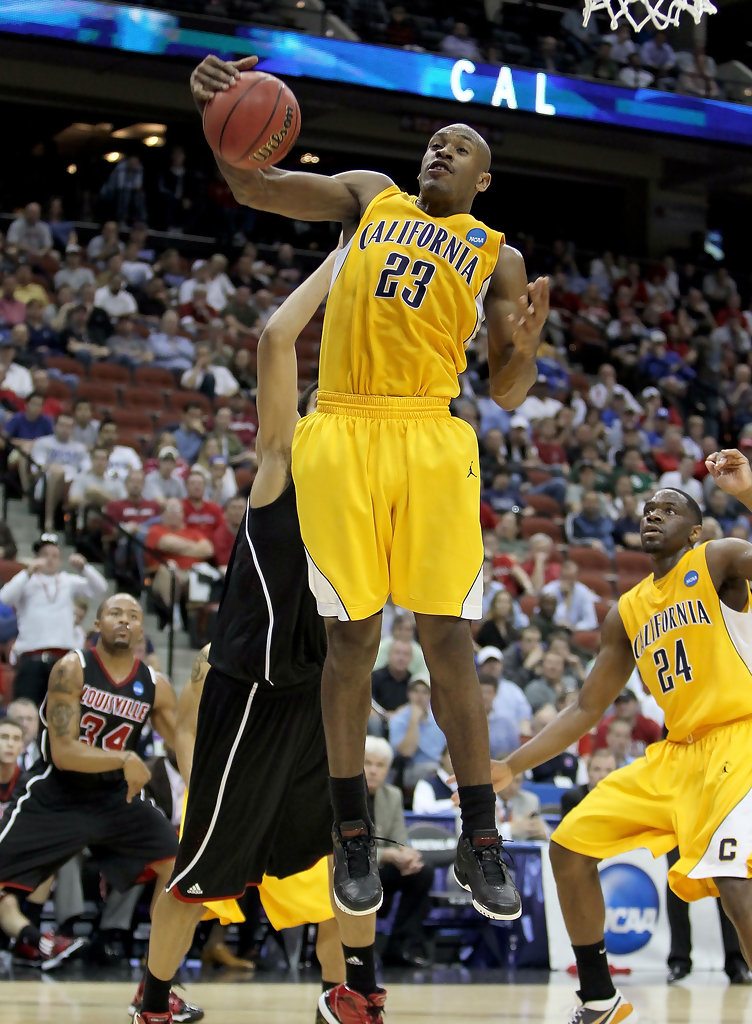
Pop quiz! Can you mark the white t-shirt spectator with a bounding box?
[7,217,52,255]
[641,37,675,72]
[106,445,142,481]
[121,259,154,288]
[0,361,33,399]
[31,435,90,483]
[54,264,95,293]
[618,65,654,88]
[541,578,599,632]
[657,470,703,506]
[180,364,239,398]
[94,285,138,320]
[0,563,107,656]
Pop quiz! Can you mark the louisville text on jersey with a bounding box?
[80,685,151,724]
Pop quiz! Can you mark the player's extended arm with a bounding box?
[46,653,151,801]
[256,249,337,459]
[151,673,178,753]
[174,645,210,784]
[190,56,393,223]
[485,246,549,411]
[484,607,633,792]
[705,448,752,572]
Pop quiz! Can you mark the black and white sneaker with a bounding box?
[454,830,522,921]
[331,820,383,916]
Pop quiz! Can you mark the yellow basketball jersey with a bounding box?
[319,185,504,398]
[618,543,752,741]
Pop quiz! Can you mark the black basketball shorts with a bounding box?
[168,668,332,904]
[0,765,177,893]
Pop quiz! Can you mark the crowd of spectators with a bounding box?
[346,4,736,99]
[1,171,752,964]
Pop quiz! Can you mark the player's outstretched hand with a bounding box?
[190,54,259,106]
[123,752,152,803]
[705,449,752,497]
[448,759,513,802]
[508,277,550,359]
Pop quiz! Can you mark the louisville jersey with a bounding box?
[320,185,503,398]
[208,485,326,693]
[41,648,156,789]
[618,543,752,741]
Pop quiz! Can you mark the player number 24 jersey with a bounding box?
[618,543,752,741]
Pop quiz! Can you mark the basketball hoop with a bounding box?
[582,0,717,33]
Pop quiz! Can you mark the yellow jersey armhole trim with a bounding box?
[356,184,402,231]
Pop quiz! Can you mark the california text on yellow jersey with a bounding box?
[618,543,752,741]
[319,185,504,398]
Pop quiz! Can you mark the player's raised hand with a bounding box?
[448,759,513,801]
[705,448,752,497]
[190,54,259,105]
[123,752,151,803]
[508,277,549,359]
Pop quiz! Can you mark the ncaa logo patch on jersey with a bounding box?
[684,570,699,588]
[133,681,144,697]
[466,228,487,247]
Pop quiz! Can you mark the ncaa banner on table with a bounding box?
[542,847,725,971]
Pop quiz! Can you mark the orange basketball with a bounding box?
[202,70,301,170]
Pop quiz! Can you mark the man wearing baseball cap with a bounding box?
[142,447,187,506]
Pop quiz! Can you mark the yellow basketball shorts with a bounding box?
[180,793,333,930]
[291,391,484,621]
[553,718,752,901]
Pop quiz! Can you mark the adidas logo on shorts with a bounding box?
[187,883,203,895]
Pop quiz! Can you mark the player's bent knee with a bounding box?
[716,877,752,925]
[550,841,597,879]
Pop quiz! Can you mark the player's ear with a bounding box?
[689,524,702,546]
[476,171,491,194]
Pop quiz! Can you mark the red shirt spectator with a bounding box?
[183,469,223,539]
[146,522,210,571]
[592,691,662,758]
[104,467,160,535]
[480,500,498,530]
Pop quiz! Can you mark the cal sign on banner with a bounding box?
[542,847,726,970]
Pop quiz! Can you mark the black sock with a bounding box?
[457,783,496,837]
[573,941,616,1004]
[322,979,339,993]
[23,902,44,930]
[142,967,172,1014]
[329,775,371,828]
[343,943,377,995]
[18,924,42,948]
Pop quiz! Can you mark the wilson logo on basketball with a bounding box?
[251,106,295,164]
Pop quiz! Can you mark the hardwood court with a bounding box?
[4,977,752,1024]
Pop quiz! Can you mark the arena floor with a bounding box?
[5,968,751,1023]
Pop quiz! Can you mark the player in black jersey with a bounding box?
[0,594,202,1022]
[137,252,385,1024]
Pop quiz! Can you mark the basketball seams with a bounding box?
[237,81,284,163]
[214,73,269,160]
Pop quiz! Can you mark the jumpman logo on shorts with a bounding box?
[467,462,477,479]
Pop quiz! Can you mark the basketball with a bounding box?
[202,70,301,170]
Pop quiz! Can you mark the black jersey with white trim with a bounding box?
[208,483,326,692]
[40,648,156,789]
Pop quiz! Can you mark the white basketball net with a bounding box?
[583,0,717,33]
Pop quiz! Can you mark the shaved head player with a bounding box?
[191,56,548,969]
[482,452,752,1024]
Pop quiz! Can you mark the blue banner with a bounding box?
[2,0,751,147]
